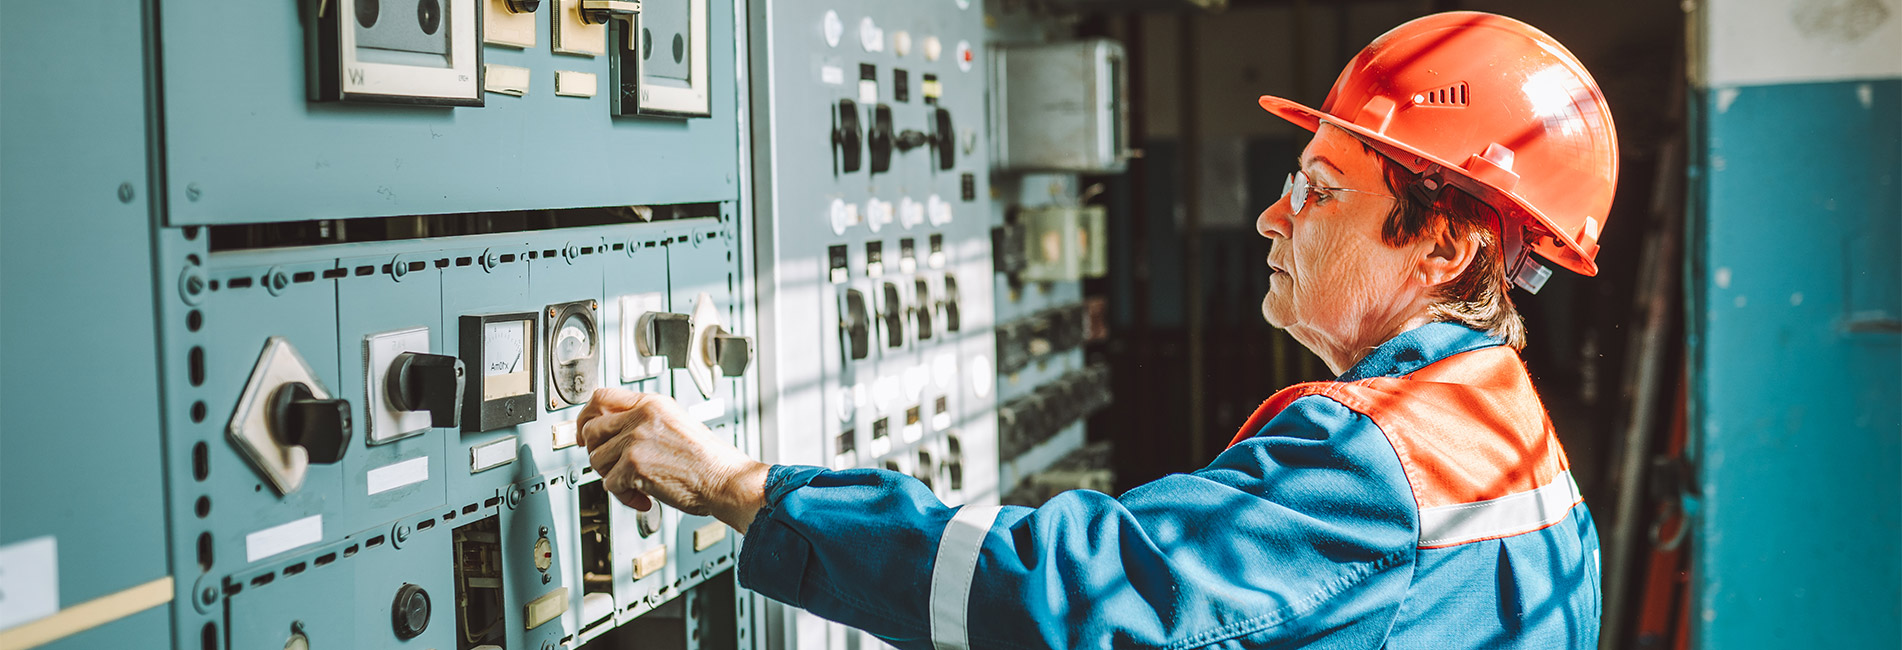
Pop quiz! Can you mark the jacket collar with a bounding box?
[1336,322,1501,382]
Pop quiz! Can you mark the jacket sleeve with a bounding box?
[736,395,1419,650]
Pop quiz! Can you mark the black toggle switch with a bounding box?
[895,129,930,152]
[931,108,955,170]
[269,382,352,464]
[392,583,431,640]
[833,100,863,173]
[942,275,962,333]
[992,223,1028,275]
[387,352,465,428]
[637,312,694,369]
[868,104,895,174]
[881,282,904,348]
[913,279,934,340]
[843,289,871,361]
[505,0,540,12]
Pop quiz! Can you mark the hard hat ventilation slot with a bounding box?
[1411,82,1469,107]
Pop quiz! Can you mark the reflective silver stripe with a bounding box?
[930,505,1002,650]
[1418,471,1582,547]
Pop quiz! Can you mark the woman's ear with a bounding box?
[1419,225,1481,289]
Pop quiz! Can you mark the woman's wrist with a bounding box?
[713,460,772,534]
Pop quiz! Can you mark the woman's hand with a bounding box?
[576,388,770,533]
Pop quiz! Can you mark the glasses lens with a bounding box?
[1289,171,1308,214]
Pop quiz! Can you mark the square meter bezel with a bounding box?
[460,312,539,432]
[306,0,484,105]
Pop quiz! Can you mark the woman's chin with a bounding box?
[1261,294,1292,329]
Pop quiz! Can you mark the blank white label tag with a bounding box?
[0,536,58,631]
[484,64,531,96]
[858,79,878,104]
[555,70,598,98]
[472,437,518,472]
[821,65,844,85]
[552,421,579,450]
[688,398,727,422]
[246,515,323,563]
[367,456,430,495]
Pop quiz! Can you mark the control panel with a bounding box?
[159,216,753,650]
[749,0,998,646]
[137,0,757,645]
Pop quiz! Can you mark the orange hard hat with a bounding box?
[1259,11,1619,286]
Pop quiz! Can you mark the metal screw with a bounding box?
[270,272,290,291]
[185,275,205,295]
[395,525,412,543]
[200,586,218,605]
[589,300,599,310]
[548,307,558,318]
[117,183,135,203]
[185,183,202,202]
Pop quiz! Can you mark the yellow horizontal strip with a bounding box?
[0,576,174,650]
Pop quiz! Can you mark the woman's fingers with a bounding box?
[580,397,653,450]
[603,457,655,511]
[577,388,651,447]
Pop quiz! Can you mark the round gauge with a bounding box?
[822,10,843,48]
[548,304,600,407]
[533,535,553,572]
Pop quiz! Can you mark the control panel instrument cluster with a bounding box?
[162,217,753,650]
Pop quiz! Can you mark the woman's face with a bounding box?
[1257,124,1432,367]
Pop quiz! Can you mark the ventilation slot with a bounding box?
[1412,82,1469,107]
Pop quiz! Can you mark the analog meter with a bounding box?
[459,312,539,432]
[545,300,601,410]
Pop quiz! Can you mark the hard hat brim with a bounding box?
[1257,94,1599,277]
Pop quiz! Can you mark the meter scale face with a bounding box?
[545,300,601,410]
[461,312,539,432]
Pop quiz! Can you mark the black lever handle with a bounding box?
[388,352,466,428]
[270,382,352,464]
[639,312,694,369]
[843,289,871,361]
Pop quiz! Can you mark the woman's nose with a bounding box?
[1258,197,1291,240]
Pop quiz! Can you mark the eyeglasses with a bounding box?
[1281,171,1395,215]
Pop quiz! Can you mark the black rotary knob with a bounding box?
[392,583,430,639]
[268,382,353,464]
[388,352,466,428]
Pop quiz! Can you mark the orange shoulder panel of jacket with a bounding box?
[1325,346,1570,509]
[1227,381,1340,449]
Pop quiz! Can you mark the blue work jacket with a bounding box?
[738,322,1602,649]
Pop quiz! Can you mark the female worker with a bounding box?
[581,11,1615,649]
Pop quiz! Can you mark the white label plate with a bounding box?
[471,436,518,472]
[0,536,58,631]
[246,515,323,563]
[367,456,431,495]
[688,398,727,422]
